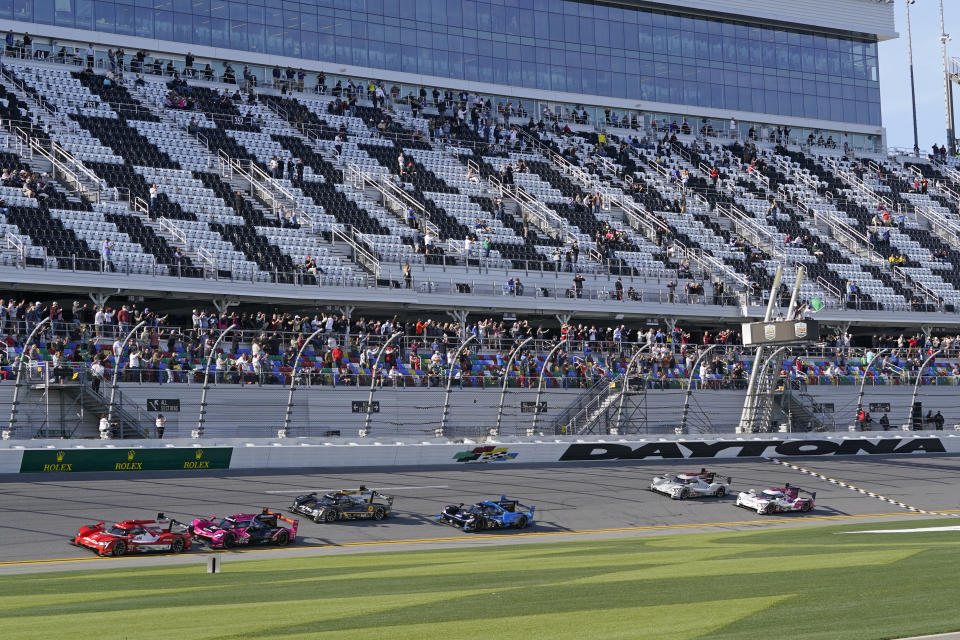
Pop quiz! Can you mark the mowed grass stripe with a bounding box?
[3,519,960,640]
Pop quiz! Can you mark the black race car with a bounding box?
[290,486,394,523]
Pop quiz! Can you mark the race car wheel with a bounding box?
[800,502,811,513]
[170,537,185,554]
[762,504,778,515]
[373,507,386,521]
[222,534,236,549]
[715,487,726,498]
[516,516,528,529]
[275,531,289,546]
[324,510,338,523]
[679,488,690,500]
[111,541,126,557]
[473,518,486,531]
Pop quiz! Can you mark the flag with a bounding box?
[810,298,825,312]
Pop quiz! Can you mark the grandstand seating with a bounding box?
[0,53,956,316]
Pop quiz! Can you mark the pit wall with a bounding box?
[2,432,958,474]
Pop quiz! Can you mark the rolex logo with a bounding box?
[195,449,204,460]
[127,450,136,461]
[56,450,65,462]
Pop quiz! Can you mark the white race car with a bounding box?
[735,484,816,515]
[648,469,731,500]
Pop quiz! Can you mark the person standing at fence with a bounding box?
[89,358,104,393]
[155,414,166,439]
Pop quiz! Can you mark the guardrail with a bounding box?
[332,227,380,277]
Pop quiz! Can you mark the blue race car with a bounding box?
[435,496,535,532]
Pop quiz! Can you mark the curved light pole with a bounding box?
[530,339,567,434]
[362,331,403,437]
[107,320,147,424]
[615,342,653,434]
[744,345,789,433]
[678,343,722,433]
[282,328,324,437]
[5,317,50,438]
[439,334,478,437]
[907,349,943,430]
[855,348,890,421]
[195,323,237,438]
[494,336,533,437]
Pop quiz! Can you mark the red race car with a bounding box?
[72,513,193,556]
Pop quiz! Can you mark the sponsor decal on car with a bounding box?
[559,438,946,461]
[21,447,233,473]
[454,445,519,463]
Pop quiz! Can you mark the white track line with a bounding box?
[766,457,958,516]
[265,485,449,494]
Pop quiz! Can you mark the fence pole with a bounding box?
[494,336,533,437]
[108,320,146,424]
[906,350,942,429]
[679,344,722,433]
[196,324,237,438]
[855,348,889,423]
[362,331,403,438]
[5,317,50,438]
[440,334,478,437]
[282,328,324,437]
[531,340,565,434]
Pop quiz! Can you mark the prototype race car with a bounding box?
[290,486,394,523]
[190,508,298,548]
[72,513,192,556]
[736,484,816,515]
[648,469,731,499]
[435,496,534,532]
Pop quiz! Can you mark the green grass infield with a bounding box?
[3,518,960,639]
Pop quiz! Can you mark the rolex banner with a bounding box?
[20,447,233,473]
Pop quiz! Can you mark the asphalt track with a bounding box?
[2,455,959,573]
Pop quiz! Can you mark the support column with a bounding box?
[921,325,933,341]
[88,292,109,309]
[555,313,572,326]
[447,309,468,337]
[211,297,239,316]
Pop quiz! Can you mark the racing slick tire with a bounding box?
[678,488,690,500]
[110,541,126,557]
[373,507,386,521]
[472,518,486,532]
[800,502,811,513]
[222,533,236,549]
[274,531,290,546]
[761,503,778,515]
[715,487,726,498]
[516,516,528,529]
[170,537,185,554]
[324,510,338,523]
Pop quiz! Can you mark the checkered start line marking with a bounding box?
[766,457,958,516]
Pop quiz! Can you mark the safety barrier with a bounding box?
[3,432,959,474]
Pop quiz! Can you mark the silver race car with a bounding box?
[736,484,816,515]
[648,469,731,500]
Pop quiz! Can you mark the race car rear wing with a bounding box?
[260,508,300,535]
[498,495,535,516]
[344,486,395,506]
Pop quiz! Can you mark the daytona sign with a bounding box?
[558,438,946,461]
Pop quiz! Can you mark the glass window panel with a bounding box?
[229,20,247,50]
[194,15,211,46]
[154,9,172,40]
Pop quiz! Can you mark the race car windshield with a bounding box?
[107,526,130,536]
[215,518,235,529]
[466,505,484,515]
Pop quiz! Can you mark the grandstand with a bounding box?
[0,0,958,441]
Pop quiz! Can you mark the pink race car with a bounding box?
[190,508,298,549]
[735,484,816,515]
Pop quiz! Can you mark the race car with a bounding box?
[290,486,394,523]
[71,513,192,557]
[190,508,298,549]
[435,496,534,532]
[736,484,816,515]
[648,469,731,500]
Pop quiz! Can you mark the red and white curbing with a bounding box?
[766,457,957,516]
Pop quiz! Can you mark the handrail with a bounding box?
[914,203,960,251]
[246,160,312,229]
[944,166,960,189]
[333,227,380,277]
[892,265,941,307]
[518,128,597,191]
[346,162,436,237]
[52,141,101,187]
[488,173,569,242]
[827,157,894,212]
[816,276,842,303]
[671,241,750,290]
[6,232,24,265]
[196,246,217,272]
[158,217,188,249]
[715,202,787,263]
[0,66,57,119]
[24,136,101,204]
[936,181,960,209]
